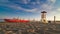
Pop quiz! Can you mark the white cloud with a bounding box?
[22,0,31,4]
[57,8,60,11]
[0,0,56,13]
[7,4,38,12]
[7,4,53,13]
[0,0,9,2]
[41,4,53,11]
[50,0,56,3]
[22,0,28,4]
[35,0,40,4]
[25,8,39,12]
[31,2,36,5]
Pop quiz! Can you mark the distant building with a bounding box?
[41,11,48,23]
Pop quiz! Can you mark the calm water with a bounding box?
[0,19,4,22]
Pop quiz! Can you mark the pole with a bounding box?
[54,16,56,23]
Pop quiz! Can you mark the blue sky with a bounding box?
[0,0,60,20]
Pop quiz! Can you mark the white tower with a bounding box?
[41,11,48,23]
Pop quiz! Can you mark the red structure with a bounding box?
[4,19,29,23]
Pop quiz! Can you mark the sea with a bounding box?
[0,19,4,22]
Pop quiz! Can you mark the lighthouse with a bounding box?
[41,11,48,23]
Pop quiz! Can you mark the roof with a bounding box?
[41,11,47,13]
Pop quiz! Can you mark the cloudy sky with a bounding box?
[0,0,60,20]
